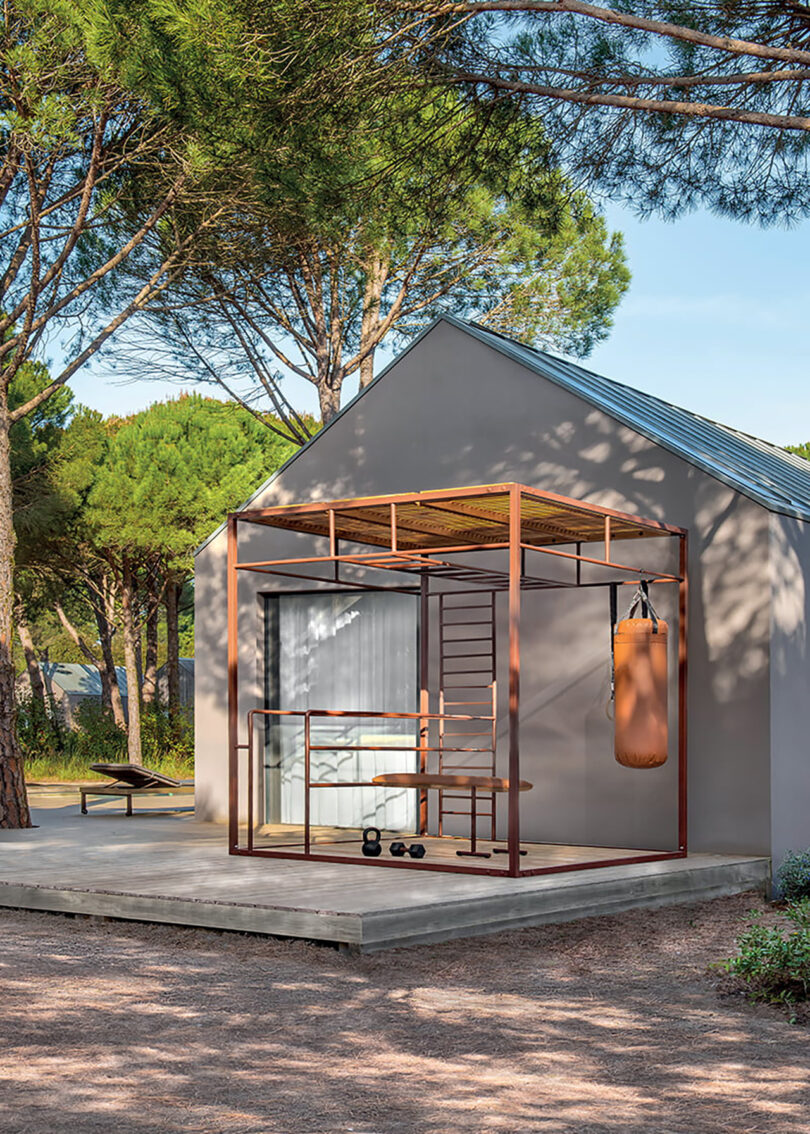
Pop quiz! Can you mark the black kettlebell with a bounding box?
[390,841,408,857]
[362,827,382,857]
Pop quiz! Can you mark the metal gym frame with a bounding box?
[227,482,688,878]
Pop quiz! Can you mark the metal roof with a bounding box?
[40,662,129,698]
[451,315,810,523]
[196,314,810,557]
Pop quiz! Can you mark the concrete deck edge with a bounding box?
[359,857,771,951]
[0,882,363,944]
[0,856,771,953]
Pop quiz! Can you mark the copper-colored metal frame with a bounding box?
[227,482,688,878]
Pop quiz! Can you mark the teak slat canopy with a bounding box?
[227,482,688,878]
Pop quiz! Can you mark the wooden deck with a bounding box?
[0,789,771,952]
[252,823,668,870]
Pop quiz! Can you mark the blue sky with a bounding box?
[69,203,810,448]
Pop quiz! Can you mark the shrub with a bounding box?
[141,702,194,778]
[720,900,810,1008]
[777,850,810,903]
[16,690,67,765]
[71,700,128,765]
[21,695,193,782]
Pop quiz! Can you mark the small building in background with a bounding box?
[17,662,129,728]
[156,658,195,708]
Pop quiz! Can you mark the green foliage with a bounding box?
[166,87,631,424]
[777,850,810,904]
[19,696,194,782]
[439,2,810,223]
[720,901,810,1009]
[10,363,76,554]
[15,688,65,761]
[786,443,810,463]
[84,394,305,571]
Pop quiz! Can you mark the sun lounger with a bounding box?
[80,763,194,816]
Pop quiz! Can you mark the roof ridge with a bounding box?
[454,315,810,523]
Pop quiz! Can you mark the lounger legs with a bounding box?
[80,793,87,815]
[126,793,133,817]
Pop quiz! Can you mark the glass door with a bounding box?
[264,590,419,832]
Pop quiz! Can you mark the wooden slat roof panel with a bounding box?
[237,484,682,549]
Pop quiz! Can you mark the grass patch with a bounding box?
[25,750,194,783]
[19,695,193,783]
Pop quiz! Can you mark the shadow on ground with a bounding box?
[0,892,807,1134]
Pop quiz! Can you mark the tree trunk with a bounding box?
[142,561,159,706]
[120,557,142,764]
[88,575,126,729]
[15,600,46,715]
[165,576,182,721]
[55,596,124,730]
[0,397,30,827]
[358,253,387,391]
[318,378,343,425]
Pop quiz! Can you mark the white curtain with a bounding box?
[265,591,418,831]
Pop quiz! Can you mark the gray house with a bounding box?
[156,658,195,707]
[17,662,129,728]
[194,315,810,879]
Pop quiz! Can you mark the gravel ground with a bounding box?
[1,892,808,1134]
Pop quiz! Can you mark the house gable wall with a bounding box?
[195,319,772,857]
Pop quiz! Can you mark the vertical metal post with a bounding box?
[678,533,688,853]
[227,514,239,852]
[507,486,522,877]
[304,712,311,856]
[247,710,254,852]
[490,589,497,841]
[390,502,398,552]
[604,516,611,563]
[437,592,445,836]
[419,573,430,835]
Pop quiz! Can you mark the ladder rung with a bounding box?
[440,791,495,799]
[440,619,494,626]
[442,699,492,705]
[439,636,491,644]
[440,603,493,611]
[438,746,493,753]
[441,651,493,660]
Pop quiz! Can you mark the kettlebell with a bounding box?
[361,826,382,857]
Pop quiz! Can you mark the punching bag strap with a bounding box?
[640,580,659,634]
[609,582,618,702]
[621,581,661,633]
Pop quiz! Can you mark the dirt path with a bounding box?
[1,893,808,1133]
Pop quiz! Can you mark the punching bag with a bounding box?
[611,584,668,769]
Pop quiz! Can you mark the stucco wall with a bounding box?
[195,319,773,857]
[770,513,810,876]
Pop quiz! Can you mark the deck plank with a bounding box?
[0,791,771,951]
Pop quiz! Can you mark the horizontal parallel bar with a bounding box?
[308,745,492,753]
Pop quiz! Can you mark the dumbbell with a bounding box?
[389,841,426,859]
